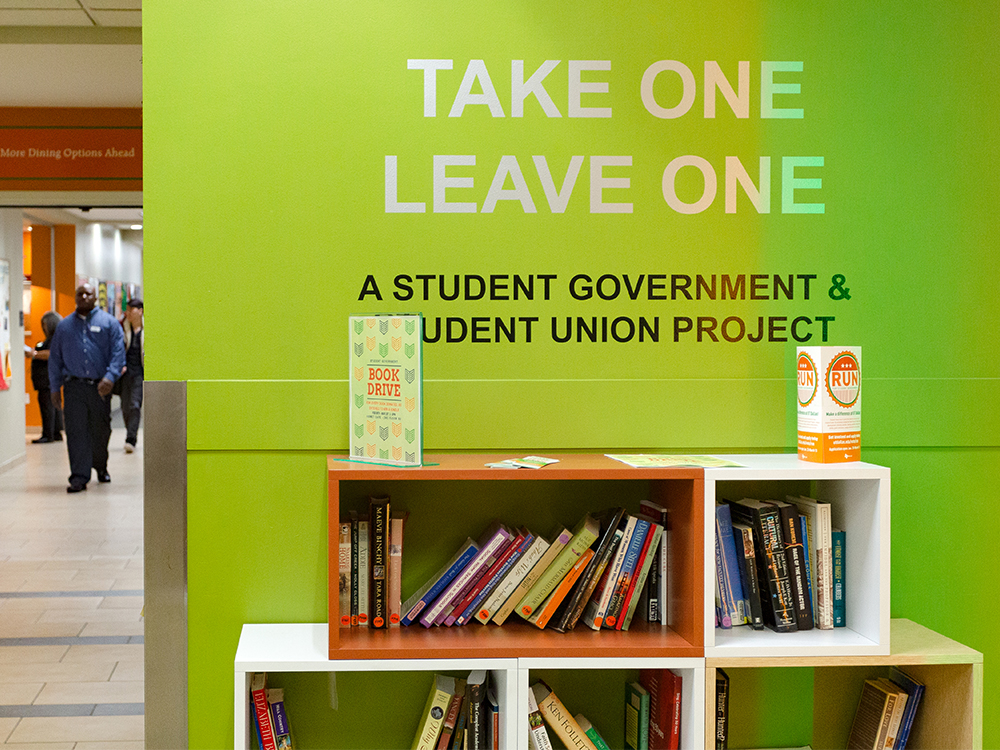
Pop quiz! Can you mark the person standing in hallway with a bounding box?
[48,283,125,493]
[120,298,144,453]
[27,310,64,443]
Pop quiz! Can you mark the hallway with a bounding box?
[0,427,143,748]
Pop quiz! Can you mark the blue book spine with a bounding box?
[457,534,533,626]
[399,544,479,626]
[889,667,925,749]
[716,504,745,625]
[831,529,845,627]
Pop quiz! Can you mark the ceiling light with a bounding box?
[131,224,143,230]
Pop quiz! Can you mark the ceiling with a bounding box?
[1,3,142,227]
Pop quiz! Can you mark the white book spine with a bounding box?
[357,520,369,625]
[476,537,549,624]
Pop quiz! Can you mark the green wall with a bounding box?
[144,1,999,747]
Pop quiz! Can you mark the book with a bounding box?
[768,499,813,630]
[349,313,422,466]
[400,538,479,626]
[832,528,846,626]
[846,679,902,750]
[492,527,571,626]
[465,670,488,750]
[798,515,814,629]
[625,680,650,750]
[639,499,672,625]
[726,498,797,632]
[451,709,467,750]
[423,521,512,627]
[531,682,599,750]
[874,678,908,749]
[369,495,390,628]
[337,521,352,628]
[452,528,530,626]
[732,523,764,630]
[250,673,278,750]
[349,512,360,626]
[477,533,550,624]
[551,506,627,633]
[621,522,664,630]
[575,714,611,750]
[714,504,742,627]
[528,547,594,629]
[389,510,407,626]
[411,674,457,750]
[357,516,370,626]
[714,669,729,750]
[582,515,639,630]
[788,494,833,629]
[527,688,554,750]
[266,688,293,750]
[518,513,601,620]
[640,668,681,750]
[486,680,499,749]
[436,679,465,750]
[887,667,924,749]
[604,517,651,629]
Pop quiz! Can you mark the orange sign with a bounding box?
[0,107,141,191]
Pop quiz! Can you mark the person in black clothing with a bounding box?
[121,298,144,453]
[28,311,63,443]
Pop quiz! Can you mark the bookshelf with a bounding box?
[232,454,982,749]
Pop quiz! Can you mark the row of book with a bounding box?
[412,671,499,750]
[250,673,293,750]
[715,495,845,633]
[712,667,923,749]
[529,669,683,750]
[340,493,672,632]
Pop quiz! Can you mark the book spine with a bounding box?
[412,682,453,750]
[459,533,532,626]
[624,683,647,750]
[478,536,549,624]
[389,512,405,626]
[369,496,390,629]
[799,515,815,628]
[639,500,671,625]
[622,524,663,630]
[266,689,292,750]
[668,671,681,750]
[251,684,278,750]
[776,503,813,630]
[582,516,637,630]
[604,518,649,629]
[518,520,598,619]
[729,502,796,632]
[575,716,611,750]
[492,530,569,626]
[556,527,623,632]
[467,680,486,750]
[338,521,352,628]
[527,690,554,750]
[818,505,833,629]
[535,686,599,750]
[734,524,763,630]
[357,519,370,626]
[452,533,526,626]
[832,529,846,627]
[400,543,478,627]
[714,507,739,628]
[423,529,511,627]
[350,514,359,626]
[714,670,729,750]
[530,548,594,629]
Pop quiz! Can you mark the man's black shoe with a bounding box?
[32,436,53,444]
[97,472,111,483]
[67,482,87,493]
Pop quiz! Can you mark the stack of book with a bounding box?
[846,668,924,750]
[396,503,670,632]
[338,496,407,629]
[626,670,683,750]
[715,496,845,633]
[411,670,499,750]
[249,673,293,750]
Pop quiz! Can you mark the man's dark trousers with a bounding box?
[121,374,143,446]
[63,379,112,486]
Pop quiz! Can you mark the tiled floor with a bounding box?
[0,425,143,750]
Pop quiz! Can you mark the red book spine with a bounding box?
[616,524,658,630]
[252,687,278,750]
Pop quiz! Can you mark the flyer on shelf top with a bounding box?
[796,346,861,463]
[349,314,423,466]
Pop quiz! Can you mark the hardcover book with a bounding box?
[639,499,671,625]
[349,313,423,466]
[832,528,846,626]
[768,500,814,630]
[714,504,743,627]
[788,494,833,629]
[846,679,902,750]
[625,681,650,750]
[888,667,924,750]
[466,670,488,750]
[732,523,763,630]
[369,495,390,628]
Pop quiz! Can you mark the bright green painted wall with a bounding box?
[144,0,999,747]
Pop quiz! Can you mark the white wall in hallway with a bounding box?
[0,209,26,472]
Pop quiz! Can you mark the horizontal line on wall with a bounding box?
[0,703,144,718]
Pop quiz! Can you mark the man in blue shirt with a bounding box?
[48,283,126,493]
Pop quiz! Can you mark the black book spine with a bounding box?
[735,525,764,630]
[773,503,814,630]
[715,669,729,750]
[552,508,626,632]
[369,495,390,629]
[727,501,796,632]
